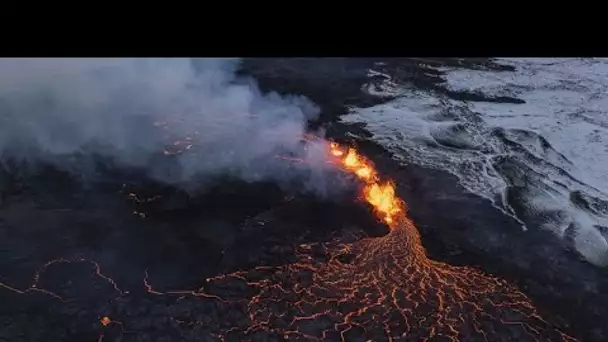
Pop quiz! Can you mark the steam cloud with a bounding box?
[0,58,344,196]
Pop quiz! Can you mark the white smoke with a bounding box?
[0,58,340,195]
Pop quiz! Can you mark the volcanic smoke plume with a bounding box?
[0,58,338,195]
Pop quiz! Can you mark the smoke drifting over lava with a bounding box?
[0,58,340,195]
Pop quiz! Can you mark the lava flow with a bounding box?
[0,139,579,342]
[207,141,577,341]
[135,141,578,341]
[331,143,401,226]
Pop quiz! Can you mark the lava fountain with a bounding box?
[330,142,402,226]
[215,140,576,342]
[0,139,579,342]
[192,140,579,341]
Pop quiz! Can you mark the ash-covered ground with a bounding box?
[1,58,607,342]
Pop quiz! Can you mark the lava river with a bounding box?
[0,140,578,342]
[196,142,577,341]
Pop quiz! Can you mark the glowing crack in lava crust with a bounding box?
[0,140,578,342]
[244,141,576,342]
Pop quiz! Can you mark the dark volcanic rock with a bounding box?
[1,58,606,342]
[241,58,608,342]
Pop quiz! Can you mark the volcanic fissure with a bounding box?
[0,136,577,342]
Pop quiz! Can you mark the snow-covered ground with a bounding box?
[343,58,608,267]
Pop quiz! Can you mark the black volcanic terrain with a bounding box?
[1,58,607,342]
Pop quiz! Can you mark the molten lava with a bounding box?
[0,136,579,341]
[329,143,401,226]
[100,316,112,326]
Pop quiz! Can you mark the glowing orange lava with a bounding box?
[100,316,112,326]
[0,136,579,342]
[329,143,401,226]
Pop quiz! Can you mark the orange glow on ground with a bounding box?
[0,136,578,341]
[100,316,111,326]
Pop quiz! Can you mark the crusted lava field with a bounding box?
[0,142,578,342]
[1,58,607,342]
